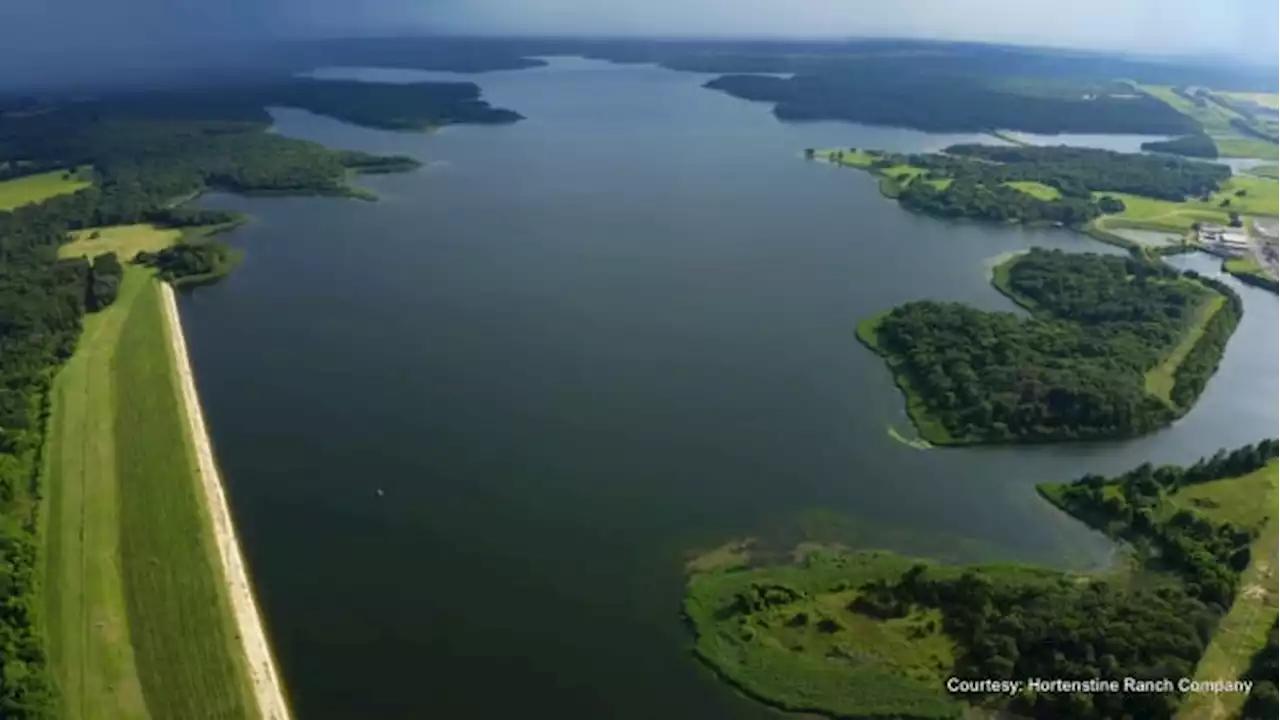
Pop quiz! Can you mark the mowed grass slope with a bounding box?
[1176,461,1279,720]
[41,269,152,720]
[1004,180,1061,200]
[61,225,181,262]
[113,274,259,720]
[0,167,91,210]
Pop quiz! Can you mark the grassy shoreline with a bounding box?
[855,313,958,446]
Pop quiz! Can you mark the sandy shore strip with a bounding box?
[160,283,293,720]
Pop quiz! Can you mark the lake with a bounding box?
[184,57,1279,719]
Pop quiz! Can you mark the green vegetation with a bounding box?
[40,269,159,720]
[0,167,92,210]
[1214,138,1279,160]
[134,242,242,287]
[112,272,258,719]
[60,224,181,262]
[685,546,966,719]
[820,144,1230,229]
[1245,164,1279,179]
[1141,132,1220,158]
[855,313,954,445]
[1003,180,1061,200]
[1137,85,1242,135]
[1175,464,1277,720]
[1239,622,1279,720]
[859,249,1240,444]
[688,442,1279,720]
[1223,256,1279,293]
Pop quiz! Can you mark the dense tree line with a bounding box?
[1169,273,1242,408]
[865,250,1238,443]
[135,242,239,285]
[897,177,1101,226]
[1242,622,1279,719]
[857,568,1214,719]
[703,71,1198,135]
[1140,133,1220,158]
[86,253,124,311]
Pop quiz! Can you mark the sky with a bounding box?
[2,0,1277,65]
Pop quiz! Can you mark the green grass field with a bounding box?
[684,546,964,719]
[61,224,182,262]
[1245,164,1279,179]
[1214,137,1280,161]
[1144,293,1226,407]
[1137,85,1241,134]
[1176,461,1279,720]
[0,167,92,210]
[1004,180,1062,200]
[41,269,152,720]
[815,148,879,167]
[1200,176,1280,216]
[40,260,258,719]
[1223,256,1265,276]
[114,274,259,719]
[1219,91,1280,110]
[1092,192,1232,232]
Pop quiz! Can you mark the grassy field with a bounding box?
[1092,192,1231,232]
[1144,292,1226,407]
[1137,85,1241,134]
[1214,137,1280,161]
[814,148,879,167]
[1004,180,1061,200]
[1176,461,1279,720]
[61,224,182,261]
[684,546,965,719]
[1201,175,1280,216]
[113,273,259,719]
[1245,164,1279,179]
[1224,255,1266,276]
[0,166,92,210]
[40,269,152,720]
[1220,91,1280,110]
[40,259,258,719]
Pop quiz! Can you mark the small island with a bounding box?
[857,249,1240,445]
[685,441,1279,720]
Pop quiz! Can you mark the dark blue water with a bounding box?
[179,58,1279,719]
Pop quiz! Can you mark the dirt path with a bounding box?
[160,283,293,720]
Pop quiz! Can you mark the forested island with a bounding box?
[685,442,1279,720]
[0,75,522,716]
[857,249,1239,445]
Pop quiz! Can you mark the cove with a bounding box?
[178,58,1279,719]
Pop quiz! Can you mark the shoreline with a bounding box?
[159,282,293,720]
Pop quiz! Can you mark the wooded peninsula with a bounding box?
[857,249,1239,445]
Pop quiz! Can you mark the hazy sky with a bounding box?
[3,0,1278,64]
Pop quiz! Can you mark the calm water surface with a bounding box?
[183,58,1279,719]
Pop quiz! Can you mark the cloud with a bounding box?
[2,0,1277,65]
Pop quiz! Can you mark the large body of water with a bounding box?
[184,58,1279,719]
